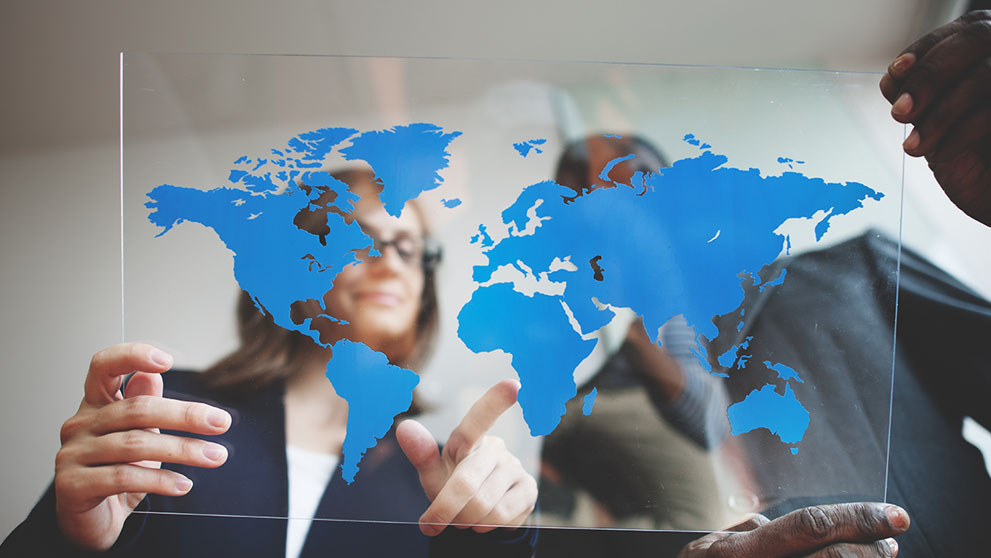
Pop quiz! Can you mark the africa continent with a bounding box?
[459,134,883,452]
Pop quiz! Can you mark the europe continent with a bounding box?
[458,137,882,454]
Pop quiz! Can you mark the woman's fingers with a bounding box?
[85,343,174,406]
[405,379,535,536]
[54,344,231,551]
[448,441,518,528]
[442,379,519,463]
[123,371,164,399]
[396,419,446,500]
[419,436,502,535]
[65,429,227,469]
[471,475,538,533]
[86,395,232,437]
[419,435,537,535]
[55,464,194,511]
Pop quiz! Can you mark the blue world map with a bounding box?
[147,123,882,481]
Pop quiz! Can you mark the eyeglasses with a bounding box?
[364,234,442,271]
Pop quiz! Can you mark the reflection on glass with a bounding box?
[123,53,904,531]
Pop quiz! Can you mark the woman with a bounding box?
[3,170,537,557]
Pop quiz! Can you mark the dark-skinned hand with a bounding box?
[679,503,910,557]
[880,9,991,227]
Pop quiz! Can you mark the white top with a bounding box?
[285,444,339,558]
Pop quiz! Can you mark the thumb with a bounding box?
[123,371,164,399]
[396,419,447,499]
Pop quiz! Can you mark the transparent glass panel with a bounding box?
[122,53,904,531]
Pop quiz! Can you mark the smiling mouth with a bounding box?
[356,292,401,306]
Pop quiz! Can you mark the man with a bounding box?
[677,9,991,557]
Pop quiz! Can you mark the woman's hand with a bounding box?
[678,503,910,557]
[54,343,232,551]
[880,9,991,227]
[396,379,537,536]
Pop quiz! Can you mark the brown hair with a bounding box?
[199,169,440,401]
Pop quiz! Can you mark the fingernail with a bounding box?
[202,443,227,462]
[885,505,909,530]
[150,349,173,367]
[175,476,193,492]
[208,409,231,429]
[891,92,913,117]
[890,53,914,75]
[887,538,899,555]
[903,129,920,152]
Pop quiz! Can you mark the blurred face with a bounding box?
[585,137,637,188]
[322,186,426,362]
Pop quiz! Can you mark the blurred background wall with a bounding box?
[2,0,989,539]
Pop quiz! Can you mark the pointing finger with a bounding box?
[443,379,519,463]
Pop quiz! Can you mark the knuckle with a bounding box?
[450,472,482,497]
[54,447,70,470]
[59,416,86,444]
[799,505,837,542]
[421,510,443,527]
[852,504,885,534]
[120,430,148,454]
[178,437,199,461]
[472,492,497,515]
[89,348,112,372]
[54,469,81,497]
[525,476,539,497]
[488,501,511,524]
[124,395,155,420]
[185,403,205,428]
[495,451,520,472]
[962,10,991,23]
[906,62,936,92]
[111,465,133,488]
[125,342,144,362]
[446,432,470,460]
[961,19,991,43]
